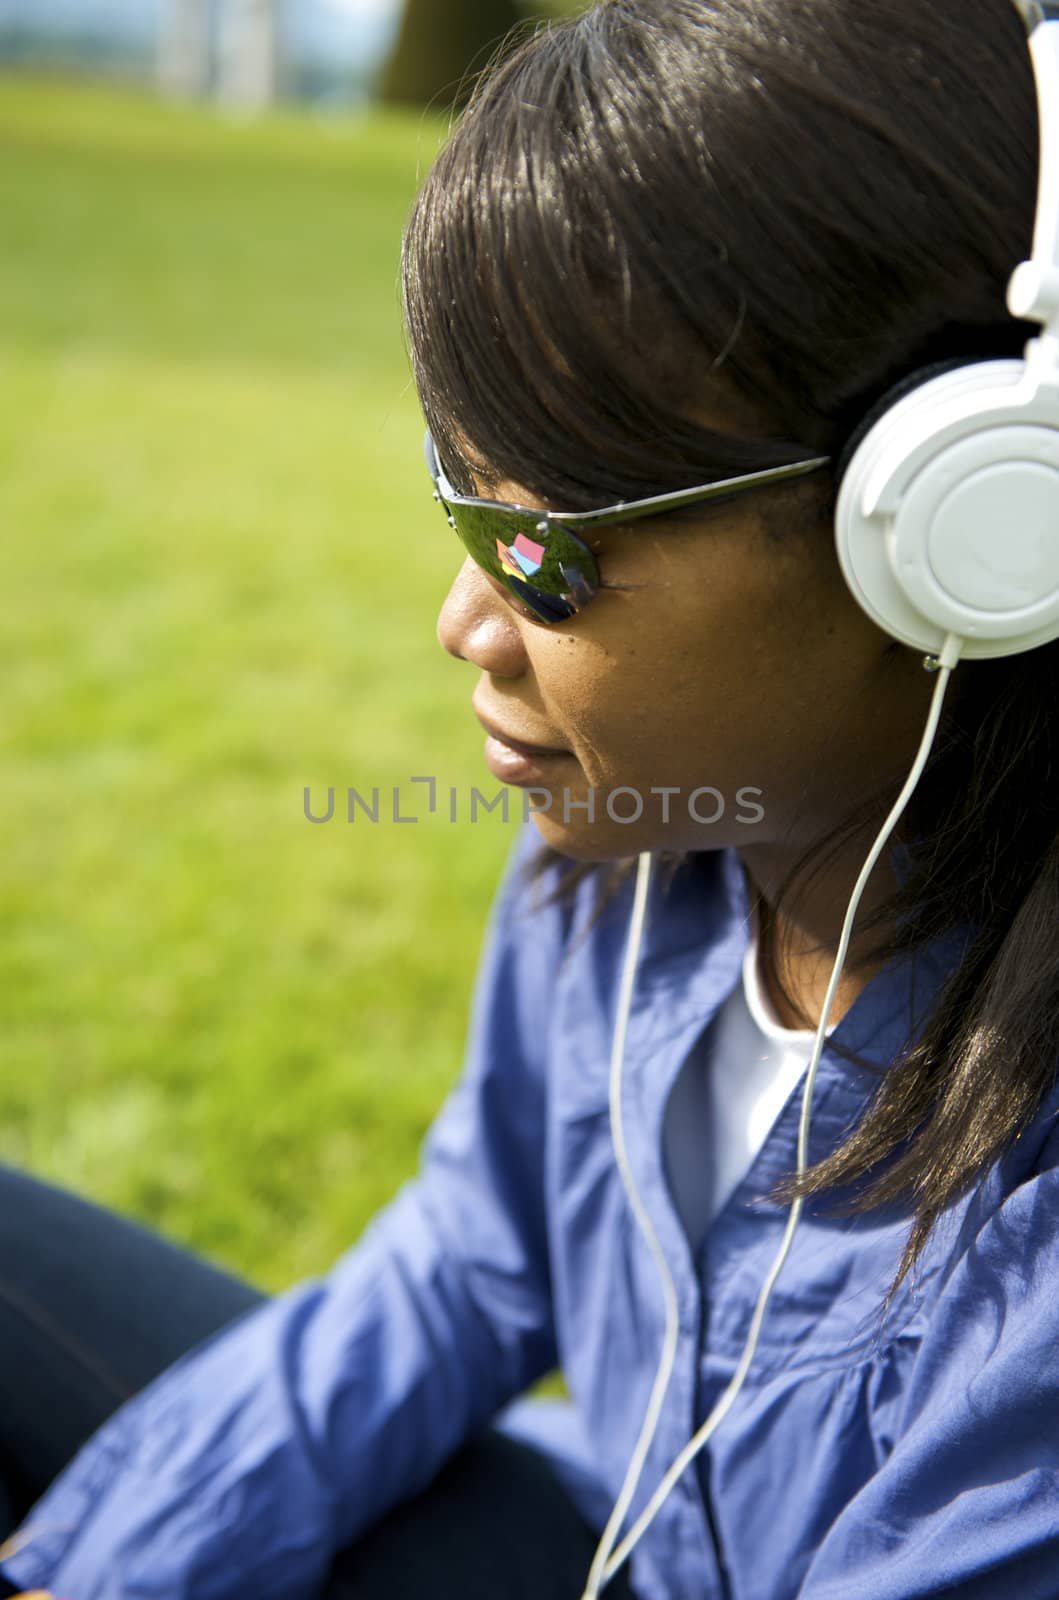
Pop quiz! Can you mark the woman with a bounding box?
[3,1,1059,1596]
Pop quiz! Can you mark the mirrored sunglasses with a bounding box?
[424,427,831,625]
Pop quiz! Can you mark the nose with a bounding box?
[436,556,530,676]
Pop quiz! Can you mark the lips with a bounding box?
[472,702,568,760]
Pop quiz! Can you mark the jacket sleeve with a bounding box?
[0,823,565,1600]
[798,1138,1059,1600]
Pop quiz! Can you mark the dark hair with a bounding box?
[400,0,1059,1292]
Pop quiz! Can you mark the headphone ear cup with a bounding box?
[833,357,1059,661]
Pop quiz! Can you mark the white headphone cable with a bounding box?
[580,629,963,1599]
[579,840,671,1600]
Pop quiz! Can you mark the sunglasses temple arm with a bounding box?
[551,456,832,529]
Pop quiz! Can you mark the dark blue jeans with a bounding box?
[0,1164,636,1599]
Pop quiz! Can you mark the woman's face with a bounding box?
[436,469,944,868]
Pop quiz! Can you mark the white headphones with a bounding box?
[835,0,1059,662]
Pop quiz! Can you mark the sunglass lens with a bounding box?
[435,501,599,626]
[483,512,598,621]
[425,429,599,622]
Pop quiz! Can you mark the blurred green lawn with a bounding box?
[0,74,531,1294]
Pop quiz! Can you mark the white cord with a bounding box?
[580,630,964,1599]
[580,844,670,1600]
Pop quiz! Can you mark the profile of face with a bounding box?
[437,465,946,867]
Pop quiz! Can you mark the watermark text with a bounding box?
[303,781,764,827]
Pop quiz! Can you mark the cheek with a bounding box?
[555,605,860,794]
[532,618,731,786]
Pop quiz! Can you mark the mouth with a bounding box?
[472,702,569,760]
[472,699,573,787]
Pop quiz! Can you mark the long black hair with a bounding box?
[400,0,1059,1291]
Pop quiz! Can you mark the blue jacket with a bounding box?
[5,822,1059,1600]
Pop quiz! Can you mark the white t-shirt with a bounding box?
[662,932,836,1256]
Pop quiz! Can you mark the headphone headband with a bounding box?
[1007,4,1059,334]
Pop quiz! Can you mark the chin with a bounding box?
[527,813,642,862]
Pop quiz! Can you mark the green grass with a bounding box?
[0,74,535,1298]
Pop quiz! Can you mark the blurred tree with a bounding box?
[378,0,586,111]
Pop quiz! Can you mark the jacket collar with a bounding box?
[627,844,979,1153]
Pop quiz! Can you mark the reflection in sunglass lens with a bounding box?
[430,467,600,625]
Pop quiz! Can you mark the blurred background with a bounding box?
[0,0,584,1306]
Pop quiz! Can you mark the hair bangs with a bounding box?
[400,6,820,513]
